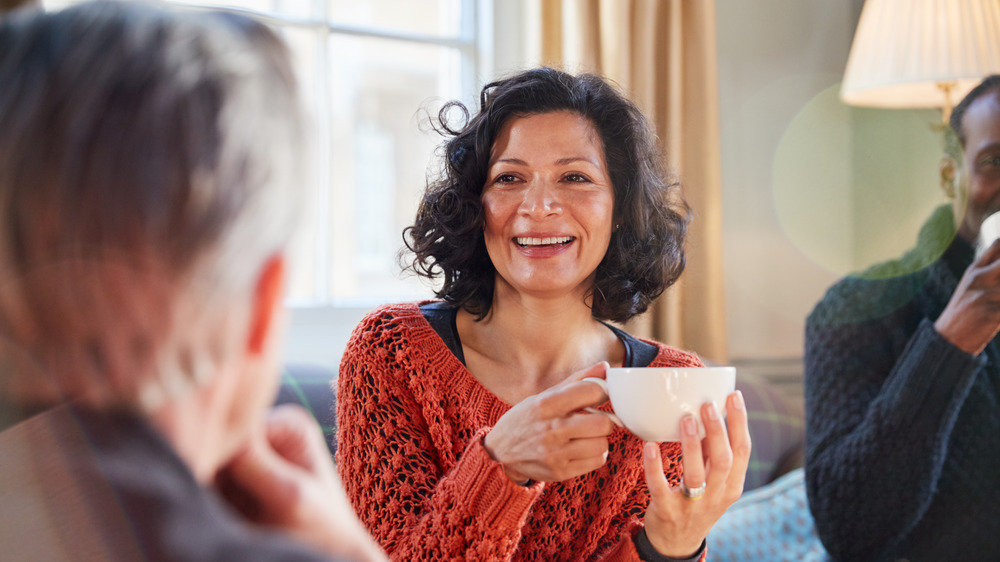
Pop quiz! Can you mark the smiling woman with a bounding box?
[335,67,752,561]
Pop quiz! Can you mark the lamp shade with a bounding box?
[841,0,1000,109]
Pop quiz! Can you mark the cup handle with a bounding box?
[580,377,625,428]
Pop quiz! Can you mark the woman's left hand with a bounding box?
[641,391,752,558]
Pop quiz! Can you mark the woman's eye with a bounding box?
[981,156,1000,169]
[492,173,519,185]
[564,173,591,183]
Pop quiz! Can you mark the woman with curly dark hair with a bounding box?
[336,67,750,561]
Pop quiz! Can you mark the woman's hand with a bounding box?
[216,404,387,562]
[641,391,751,558]
[483,362,616,484]
[935,238,1000,355]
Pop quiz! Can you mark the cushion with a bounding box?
[273,363,338,457]
[707,468,829,561]
[735,372,805,491]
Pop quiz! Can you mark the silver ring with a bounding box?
[681,481,706,500]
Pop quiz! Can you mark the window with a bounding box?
[45,0,491,306]
[42,0,513,365]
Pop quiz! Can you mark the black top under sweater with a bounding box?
[804,205,1000,561]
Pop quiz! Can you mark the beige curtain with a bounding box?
[532,0,727,363]
[1,0,35,13]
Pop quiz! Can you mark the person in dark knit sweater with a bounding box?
[805,75,1000,561]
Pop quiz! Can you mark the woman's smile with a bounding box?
[513,235,574,247]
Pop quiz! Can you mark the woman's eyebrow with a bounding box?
[493,157,529,166]
[554,156,601,167]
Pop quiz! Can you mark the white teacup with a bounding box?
[582,366,736,442]
[978,211,1000,258]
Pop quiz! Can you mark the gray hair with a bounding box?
[0,2,304,408]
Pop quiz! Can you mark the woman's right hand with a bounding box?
[483,362,616,484]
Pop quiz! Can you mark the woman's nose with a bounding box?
[518,180,562,217]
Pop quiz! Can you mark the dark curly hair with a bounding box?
[404,67,689,323]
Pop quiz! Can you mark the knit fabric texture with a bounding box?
[804,205,1000,561]
[336,302,705,561]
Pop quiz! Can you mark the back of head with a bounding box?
[0,2,304,409]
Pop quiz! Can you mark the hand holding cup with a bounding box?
[483,362,617,484]
[580,366,749,558]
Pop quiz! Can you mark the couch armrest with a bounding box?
[273,363,338,457]
[736,372,805,491]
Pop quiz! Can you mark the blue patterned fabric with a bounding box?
[707,468,828,561]
[734,373,804,491]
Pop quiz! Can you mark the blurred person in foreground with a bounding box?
[0,3,383,560]
[805,75,1000,561]
[336,67,751,561]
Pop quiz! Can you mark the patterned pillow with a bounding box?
[274,363,338,457]
[707,468,829,561]
[736,372,805,491]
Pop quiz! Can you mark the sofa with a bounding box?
[275,363,827,560]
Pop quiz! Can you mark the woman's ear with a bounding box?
[940,155,958,199]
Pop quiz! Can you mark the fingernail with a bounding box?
[683,415,698,436]
[732,390,746,411]
[645,442,658,459]
[706,401,720,420]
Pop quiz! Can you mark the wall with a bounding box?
[716,0,946,384]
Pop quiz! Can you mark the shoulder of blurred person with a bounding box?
[0,405,334,561]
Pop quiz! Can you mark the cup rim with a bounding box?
[606,366,736,374]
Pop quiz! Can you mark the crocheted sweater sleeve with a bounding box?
[335,306,543,560]
[804,274,984,560]
[336,303,707,561]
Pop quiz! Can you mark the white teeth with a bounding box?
[515,236,573,246]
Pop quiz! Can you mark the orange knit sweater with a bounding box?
[336,302,704,561]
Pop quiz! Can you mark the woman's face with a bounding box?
[481,111,614,302]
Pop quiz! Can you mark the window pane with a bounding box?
[328,0,465,39]
[37,0,480,306]
[326,35,464,301]
[277,24,325,302]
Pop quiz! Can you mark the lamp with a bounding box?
[841,0,1000,122]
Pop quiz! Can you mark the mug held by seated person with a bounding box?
[584,366,736,442]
